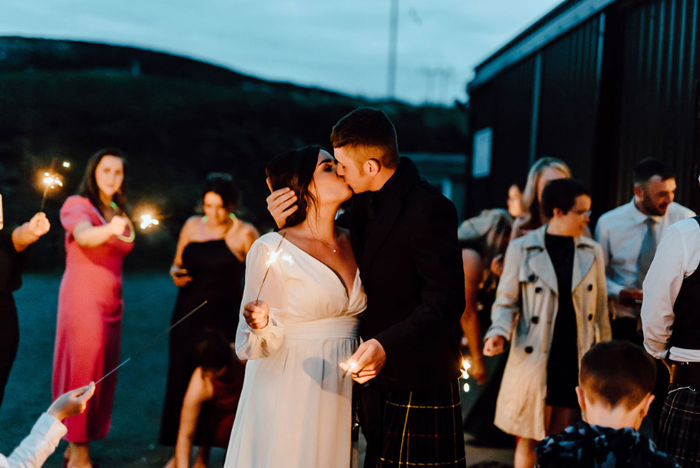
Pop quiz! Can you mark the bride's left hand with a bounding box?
[243,300,269,329]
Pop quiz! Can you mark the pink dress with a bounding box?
[52,195,133,442]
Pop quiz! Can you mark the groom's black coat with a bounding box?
[346,157,465,390]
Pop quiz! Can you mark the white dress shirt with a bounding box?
[0,413,66,468]
[595,199,695,319]
[642,218,700,361]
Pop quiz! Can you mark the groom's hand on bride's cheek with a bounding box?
[347,339,386,384]
[243,301,269,329]
[266,187,298,229]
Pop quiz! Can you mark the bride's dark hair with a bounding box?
[266,145,323,228]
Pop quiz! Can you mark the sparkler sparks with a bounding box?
[39,159,70,212]
[255,232,288,303]
[461,359,471,380]
[266,249,283,267]
[139,214,159,230]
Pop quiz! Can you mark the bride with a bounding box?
[224,145,367,468]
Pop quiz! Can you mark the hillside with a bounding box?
[0,37,468,270]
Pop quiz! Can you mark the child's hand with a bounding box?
[47,382,95,421]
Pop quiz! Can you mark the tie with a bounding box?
[637,217,657,288]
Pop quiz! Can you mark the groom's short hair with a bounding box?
[331,107,399,169]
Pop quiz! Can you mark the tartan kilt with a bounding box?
[378,380,466,467]
[657,385,700,467]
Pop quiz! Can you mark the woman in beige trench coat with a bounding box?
[483,179,612,468]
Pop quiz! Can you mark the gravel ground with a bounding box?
[0,273,513,467]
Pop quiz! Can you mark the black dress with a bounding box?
[0,229,29,410]
[544,233,579,408]
[0,229,29,406]
[159,239,245,446]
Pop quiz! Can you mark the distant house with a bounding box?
[466,0,700,219]
[405,153,467,220]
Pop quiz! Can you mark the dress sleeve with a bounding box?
[60,196,96,234]
[235,239,286,360]
[3,413,66,468]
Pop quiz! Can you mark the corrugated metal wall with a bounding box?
[537,16,604,190]
[616,0,700,208]
[467,17,604,217]
[467,58,535,216]
[467,0,700,216]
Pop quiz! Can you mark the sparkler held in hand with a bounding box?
[39,158,71,212]
[255,231,287,303]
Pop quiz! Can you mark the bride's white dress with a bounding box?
[224,232,367,468]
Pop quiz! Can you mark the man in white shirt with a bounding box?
[595,158,695,342]
[1,383,94,468]
[641,184,700,467]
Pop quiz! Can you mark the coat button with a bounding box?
[588,314,593,321]
[531,316,540,324]
[525,346,534,354]
[588,284,593,291]
[535,287,543,293]
[424,307,431,313]
[528,274,537,283]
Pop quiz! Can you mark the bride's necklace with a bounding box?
[317,237,338,253]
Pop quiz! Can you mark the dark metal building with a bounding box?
[466,0,700,218]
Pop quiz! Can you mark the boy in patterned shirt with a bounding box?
[535,341,679,468]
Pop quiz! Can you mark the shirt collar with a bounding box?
[628,198,664,224]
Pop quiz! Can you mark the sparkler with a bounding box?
[39,158,70,212]
[460,358,471,393]
[95,300,208,385]
[139,214,160,230]
[255,232,287,303]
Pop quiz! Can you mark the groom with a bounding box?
[269,107,466,468]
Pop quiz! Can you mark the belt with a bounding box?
[283,317,359,340]
[669,361,700,388]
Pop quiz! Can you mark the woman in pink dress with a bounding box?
[52,148,134,468]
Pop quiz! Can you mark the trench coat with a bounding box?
[484,224,611,440]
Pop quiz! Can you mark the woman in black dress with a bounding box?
[0,210,50,409]
[160,174,258,468]
[483,179,611,468]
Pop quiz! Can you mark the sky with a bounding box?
[0,0,563,105]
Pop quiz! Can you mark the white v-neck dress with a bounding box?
[225,232,367,468]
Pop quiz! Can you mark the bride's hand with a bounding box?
[243,300,269,329]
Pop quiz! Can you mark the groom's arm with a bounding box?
[374,194,466,360]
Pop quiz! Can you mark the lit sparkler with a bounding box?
[459,357,472,393]
[139,214,160,230]
[255,232,288,303]
[461,358,471,380]
[39,159,70,212]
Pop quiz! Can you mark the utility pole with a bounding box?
[387,0,399,98]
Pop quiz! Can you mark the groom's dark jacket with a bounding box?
[345,157,465,391]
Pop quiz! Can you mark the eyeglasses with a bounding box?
[572,209,592,217]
